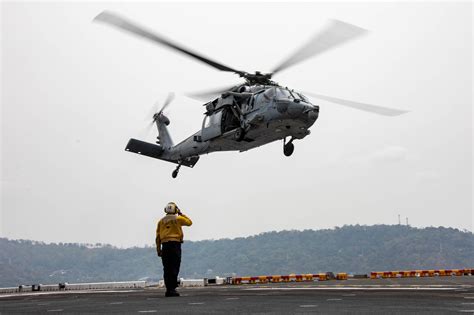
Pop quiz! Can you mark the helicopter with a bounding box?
[94,11,408,178]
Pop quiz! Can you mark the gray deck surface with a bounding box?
[1,277,473,313]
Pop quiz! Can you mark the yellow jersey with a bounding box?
[156,213,192,247]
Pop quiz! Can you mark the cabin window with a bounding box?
[204,111,222,128]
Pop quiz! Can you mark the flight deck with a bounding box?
[1,277,473,313]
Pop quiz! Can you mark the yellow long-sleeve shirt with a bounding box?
[156,213,192,248]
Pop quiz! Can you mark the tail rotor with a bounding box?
[141,92,175,139]
[146,92,175,123]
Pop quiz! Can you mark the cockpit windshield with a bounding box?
[292,90,308,102]
[276,88,293,100]
[275,88,307,101]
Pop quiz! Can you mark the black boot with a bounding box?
[165,290,180,297]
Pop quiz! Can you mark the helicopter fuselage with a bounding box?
[162,85,319,162]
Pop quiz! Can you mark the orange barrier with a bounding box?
[369,268,474,279]
[336,273,348,280]
[370,272,384,279]
[303,274,313,281]
[316,273,328,281]
[232,267,473,285]
[408,270,417,277]
[381,271,400,278]
[401,271,411,278]
[241,276,251,284]
[271,275,281,283]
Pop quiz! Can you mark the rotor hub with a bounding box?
[241,71,275,85]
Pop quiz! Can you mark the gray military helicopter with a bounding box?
[95,11,407,178]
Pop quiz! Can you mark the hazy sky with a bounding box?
[1,2,472,247]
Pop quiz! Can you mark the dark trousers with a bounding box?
[161,241,182,292]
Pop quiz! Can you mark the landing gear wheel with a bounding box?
[284,142,294,157]
[234,128,245,142]
[172,164,181,178]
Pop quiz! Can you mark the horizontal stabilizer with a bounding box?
[125,138,200,168]
[125,138,164,158]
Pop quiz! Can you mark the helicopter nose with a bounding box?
[276,100,316,120]
[307,105,319,121]
[287,101,306,117]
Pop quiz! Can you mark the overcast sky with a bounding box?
[1,2,472,247]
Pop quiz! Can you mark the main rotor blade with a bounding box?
[186,85,237,101]
[305,92,408,116]
[94,11,244,75]
[272,20,368,74]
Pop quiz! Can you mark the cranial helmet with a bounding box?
[164,202,177,214]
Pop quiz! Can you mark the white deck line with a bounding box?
[0,289,139,298]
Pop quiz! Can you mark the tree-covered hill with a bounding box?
[1,225,473,287]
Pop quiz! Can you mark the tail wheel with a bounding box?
[172,164,181,178]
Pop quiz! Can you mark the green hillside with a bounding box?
[0,225,472,287]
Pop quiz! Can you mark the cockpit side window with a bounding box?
[289,90,307,101]
[295,91,308,102]
[263,87,276,100]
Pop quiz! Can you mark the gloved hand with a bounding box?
[157,249,162,257]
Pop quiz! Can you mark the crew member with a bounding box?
[156,202,192,297]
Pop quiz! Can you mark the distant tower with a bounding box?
[398,214,401,225]
[406,217,409,226]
